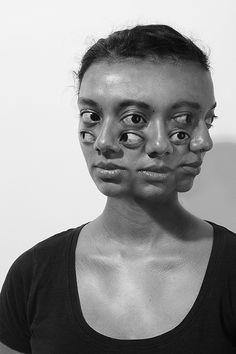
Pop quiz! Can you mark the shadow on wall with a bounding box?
[179,141,236,232]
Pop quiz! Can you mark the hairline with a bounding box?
[78,55,210,91]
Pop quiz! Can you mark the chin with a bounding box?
[97,181,175,202]
[176,179,195,193]
[95,181,128,198]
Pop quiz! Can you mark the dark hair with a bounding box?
[75,24,210,91]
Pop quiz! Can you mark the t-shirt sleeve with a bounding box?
[0,249,34,353]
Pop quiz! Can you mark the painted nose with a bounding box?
[190,121,213,153]
[145,120,173,158]
[94,120,121,154]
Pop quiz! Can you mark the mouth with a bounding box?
[94,162,126,179]
[95,168,124,178]
[95,162,126,170]
[180,162,202,176]
[137,170,170,181]
[137,165,171,181]
[138,163,172,172]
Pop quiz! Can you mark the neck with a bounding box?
[94,194,195,247]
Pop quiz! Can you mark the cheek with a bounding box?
[167,144,190,166]
[79,143,94,166]
[79,140,86,155]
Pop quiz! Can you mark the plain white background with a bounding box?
[0,0,235,287]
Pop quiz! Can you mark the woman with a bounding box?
[0,24,236,353]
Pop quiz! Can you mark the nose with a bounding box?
[190,121,213,153]
[145,119,173,158]
[94,118,121,154]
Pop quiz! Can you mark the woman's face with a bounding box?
[78,59,216,201]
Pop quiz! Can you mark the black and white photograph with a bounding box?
[0,1,235,353]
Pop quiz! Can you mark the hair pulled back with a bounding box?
[75,24,210,91]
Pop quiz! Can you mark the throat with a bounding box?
[92,199,192,249]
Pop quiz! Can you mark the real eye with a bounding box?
[169,131,190,144]
[80,111,100,123]
[173,113,192,125]
[119,132,144,147]
[122,114,147,126]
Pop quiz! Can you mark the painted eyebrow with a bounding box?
[78,97,152,111]
[78,97,217,112]
[116,99,151,111]
[78,97,102,110]
[171,101,217,111]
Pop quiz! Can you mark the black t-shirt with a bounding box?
[0,221,236,353]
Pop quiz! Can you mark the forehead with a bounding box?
[79,60,215,111]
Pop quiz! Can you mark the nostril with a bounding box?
[148,151,170,159]
[94,137,121,154]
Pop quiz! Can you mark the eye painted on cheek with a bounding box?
[119,132,144,148]
[205,115,218,129]
[79,131,96,143]
[169,131,190,145]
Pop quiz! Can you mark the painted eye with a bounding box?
[122,114,146,126]
[80,111,100,123]
[169,131,190,144]
[80,131,95,143]
[205,115,218,129]
[119,132,143,147]
[174,114,192,124]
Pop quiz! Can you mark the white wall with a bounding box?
[0,0,235,287]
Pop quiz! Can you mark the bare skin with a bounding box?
[76,59,216,339]
[76,215,213,339]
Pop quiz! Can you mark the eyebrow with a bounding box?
[78,97,217,112]
[116,99,151,111]
[78,97,102,110]
[171,100,217,111]
[78,97,151,111]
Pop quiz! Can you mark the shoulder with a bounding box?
[12,227,75,264]
[210,220,236,252]
[208,222,236,324]
[3,224,87,285]
[31,226,77,260]
[207,220,235,240]
[210,221,236,246]
[209,220,236,274]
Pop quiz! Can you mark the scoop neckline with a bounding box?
[68,220,223,350]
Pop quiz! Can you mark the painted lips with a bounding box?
[94,162,202,180]
[180,164,201,176]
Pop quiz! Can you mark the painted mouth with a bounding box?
[181,165,201,176]
[180,161,202,176]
